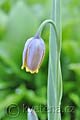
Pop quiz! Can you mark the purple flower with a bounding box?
[27,108,38,120]
[21,36,45,74]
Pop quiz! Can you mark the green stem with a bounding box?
[35,19,61,120]
[35,19,60,53]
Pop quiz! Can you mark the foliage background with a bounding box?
[0,0,80,120]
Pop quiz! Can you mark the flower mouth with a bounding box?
[21,65,39,74]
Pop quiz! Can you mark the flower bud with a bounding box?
[27,108,38,120]
[21,36,45,74]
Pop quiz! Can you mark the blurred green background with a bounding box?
[0,0,80,120]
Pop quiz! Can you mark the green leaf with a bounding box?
[69,63,80,76]
[62,40,80,62]
[0,10,8,39]
[69,93,80,106]
[47,0,62,120]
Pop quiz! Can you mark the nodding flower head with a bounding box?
[21,36,45,74]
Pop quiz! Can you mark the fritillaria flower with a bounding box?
[27,108,38,120]
[21,36,45,74]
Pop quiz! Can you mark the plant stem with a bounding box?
[34,18,62,120]
[35,19,60,53]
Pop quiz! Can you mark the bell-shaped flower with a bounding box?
[27,108,38,120]
[21,36,45,74]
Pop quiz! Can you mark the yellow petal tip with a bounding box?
[21,65,39,74]
[35,69,38,73]
[26,67,39,74]
[21,65,24,69]
[26,67,30,72]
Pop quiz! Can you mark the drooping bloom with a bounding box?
[27,108,38,120]
[21,36,45,74]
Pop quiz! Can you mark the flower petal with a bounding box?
[27,108,38,120]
